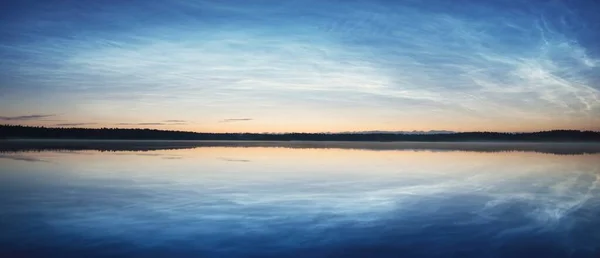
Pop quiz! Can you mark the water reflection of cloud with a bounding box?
[111,152,184,159]
[0,154,49,163]
[1,147,599,256]
[219,157,251,162]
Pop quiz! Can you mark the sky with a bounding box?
[0,0,599,133]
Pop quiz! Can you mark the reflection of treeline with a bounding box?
[2,125,599,142]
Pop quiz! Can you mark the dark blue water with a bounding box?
[1,146,599,257]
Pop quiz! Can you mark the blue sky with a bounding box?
[1,0,599,132]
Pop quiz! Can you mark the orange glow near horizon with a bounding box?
[4,118,600,133]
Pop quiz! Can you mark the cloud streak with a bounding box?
[220,118,254,123]
[117,123,165,126]
[55,123,97,126]
[115,121,187,126]
[0,0,598,131]
[0,114,55,121]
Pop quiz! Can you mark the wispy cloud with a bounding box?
[55,123,97,126]
[220,118,254,123]
[115,121,187,126]
[0,0,598,131]
[116,122,165,126]
[0,114,55,121]
[137,123,166,126]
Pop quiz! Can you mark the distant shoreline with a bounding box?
[2,139,600,155]
[3,138,600,143]
[2,125,600,142]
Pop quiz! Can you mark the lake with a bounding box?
[1,141,599,257]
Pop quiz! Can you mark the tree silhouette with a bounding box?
[1,125,599,142]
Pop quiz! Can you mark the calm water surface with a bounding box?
[0,143,599,257]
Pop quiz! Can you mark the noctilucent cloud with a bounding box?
[1,0,599,132]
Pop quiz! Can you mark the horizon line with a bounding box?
[2,124,599,135]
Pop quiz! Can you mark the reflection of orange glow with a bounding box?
[8,146,599,176]
[2,147,598,193]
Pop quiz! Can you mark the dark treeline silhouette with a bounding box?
[1,125,600,142]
